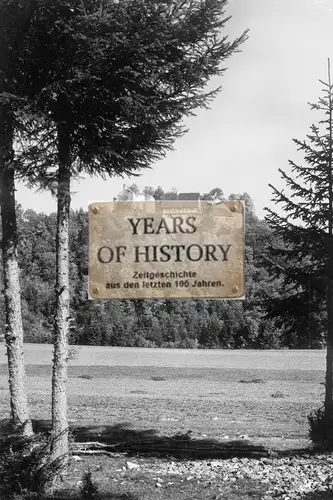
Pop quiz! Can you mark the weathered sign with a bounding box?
[88,200,244,300]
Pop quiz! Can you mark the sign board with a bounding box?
[88,200,244,300]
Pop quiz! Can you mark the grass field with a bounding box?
[0,344,326,368]
[0,346,329,499]
[0,346,326,449]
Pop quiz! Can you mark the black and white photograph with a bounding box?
[0,0,333,498]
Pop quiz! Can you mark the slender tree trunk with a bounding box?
[325,59,333,427]
[0,104,33,436]
[52,125,71,462]
[326,276,333,416]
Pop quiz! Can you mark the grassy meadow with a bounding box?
[0,346,330,499]
[0,346,326,450]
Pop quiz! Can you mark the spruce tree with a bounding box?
[265,60,333,443]
[10,0,248,461]
[0,0,52,437]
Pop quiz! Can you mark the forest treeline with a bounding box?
[0,188,324,349]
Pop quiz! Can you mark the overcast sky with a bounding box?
[16,0,333,219]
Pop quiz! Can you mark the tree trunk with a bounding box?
[0,104,33,436]
[325,59,333,427]
[52,125,71,463]
[326,276,333,417]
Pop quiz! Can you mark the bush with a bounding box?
[0,431,67,498]
[238,378,265,384]
[80,471,99,500]
[271,391,286,398]
[308,407,333,450]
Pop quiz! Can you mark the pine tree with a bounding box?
[11,0,248,462]
[0,0,54,437]
[265,60,333,441]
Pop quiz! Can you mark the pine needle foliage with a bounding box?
[8,0,248,182]
[0,430,67,497]
[264,64,333,346]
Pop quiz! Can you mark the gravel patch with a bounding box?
[146,454,333,499]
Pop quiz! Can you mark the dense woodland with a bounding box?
[0,187,324,349]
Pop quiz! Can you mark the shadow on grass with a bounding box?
[2,495,139,500]
[0,418,316,460]
[40,494,139,500]
[76,424,276,459]
[21,419,273,460]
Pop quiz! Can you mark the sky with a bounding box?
[15,0,333,219]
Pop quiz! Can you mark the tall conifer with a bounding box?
[266,61,333,441]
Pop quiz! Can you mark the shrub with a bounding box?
[271,391,286,398]
[308,407,333,450]
[0,431,67,498]
[80,471,99,500]
[238,378,265,384]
